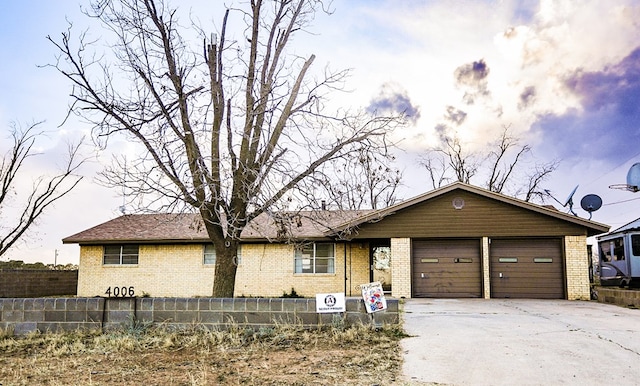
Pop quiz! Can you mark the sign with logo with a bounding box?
[315,292,346,313]
[360,281,387,313]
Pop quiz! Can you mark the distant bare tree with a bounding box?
[49,0,403,297]
[420,126,558,202]
[420,135,480,187]
[319,147,402,210]
[420,153,449,189]
[0,122,84,257]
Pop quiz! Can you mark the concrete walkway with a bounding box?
[401,299,640,385]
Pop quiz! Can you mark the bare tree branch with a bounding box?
[419,125,558,202]
[0,122,85,256]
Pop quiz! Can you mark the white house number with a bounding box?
[105,286,135,297]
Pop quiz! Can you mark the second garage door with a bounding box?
[413,239,482,298]
[490,238,564,299]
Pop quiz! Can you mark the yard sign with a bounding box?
[315,292,346,313]
[360,281,387,313]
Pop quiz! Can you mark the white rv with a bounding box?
[597,218,640,287]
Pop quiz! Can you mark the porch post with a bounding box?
[482,237,491,299]
[391,238,411,298]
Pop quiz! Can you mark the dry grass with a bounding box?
[0,322,412,385]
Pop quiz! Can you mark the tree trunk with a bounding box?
[212,239,240,297]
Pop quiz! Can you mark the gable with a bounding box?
[347,190,590,239]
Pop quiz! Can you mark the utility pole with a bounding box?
[54,249,58,268]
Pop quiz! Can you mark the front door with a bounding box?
[371,242,392,293]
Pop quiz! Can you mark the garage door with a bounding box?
[412,239,482,298]
[490,238,564,299]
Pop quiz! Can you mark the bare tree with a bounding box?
[48,0,402,297]
[420,126,558,202]
[420,152,450,189]
[318,147,402,210]
[420,135,480,187]
[0,122,84,257]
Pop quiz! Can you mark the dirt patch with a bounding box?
[0,324,408,385]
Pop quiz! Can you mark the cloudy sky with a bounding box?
[1,0,640,264]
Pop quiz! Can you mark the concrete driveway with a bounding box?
[401,299,640,385]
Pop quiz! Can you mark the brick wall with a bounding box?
[565,235,590,300]
[78,242,372,299]
[0,270,78,298]
[78,245,216,297]
[0,297,400,335]
[481,237,490,299]
[391,238,411,298]
[236,243,362,297]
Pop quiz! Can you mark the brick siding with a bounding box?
[390,238,411,298]
[564,235,590,300]
[482,237,491,299]
[78,242,372,298]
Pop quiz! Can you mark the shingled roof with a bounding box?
[63,182,610,245]
[62,210,373,245]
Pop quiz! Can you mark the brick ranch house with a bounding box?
[63,182,609,300]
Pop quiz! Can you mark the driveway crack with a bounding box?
[595,333,640,357]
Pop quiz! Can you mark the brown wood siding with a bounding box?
[352,191,586,239]
[490,238,564,299]
[412,239,482,298]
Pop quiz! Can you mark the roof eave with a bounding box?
[63,237,212,245]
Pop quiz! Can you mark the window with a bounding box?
[103,245,139,265]
[632,235,640,256]
[295,243,335,274]
[204,244,216,265]
[600,237,625,262]
[203,244,242,265]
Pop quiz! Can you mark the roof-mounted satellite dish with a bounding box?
[544,185,579,216]
[609,162,640,192]
[580,194,602,220]
[563,185,578,208]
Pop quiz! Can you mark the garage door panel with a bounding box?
[499,268,563,276]
[490,238,564,299]
[413,239,482,298]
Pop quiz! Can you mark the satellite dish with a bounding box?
[544,184,579,216]
[563,185,579,207]
[609,162,640,192]
[580,194,602,220]
[626,162,640,192]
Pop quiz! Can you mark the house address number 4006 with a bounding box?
[105,286,135,297]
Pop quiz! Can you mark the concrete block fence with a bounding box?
[0,297,399,335]
[594,286,640,308]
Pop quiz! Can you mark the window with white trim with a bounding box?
[295,243,335,274]
[103,245,139,265]
[203,244,217,265]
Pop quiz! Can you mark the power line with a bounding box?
[602,196,640,206]
[583,151,640,190]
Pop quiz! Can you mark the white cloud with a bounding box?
[327,0,640,152]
